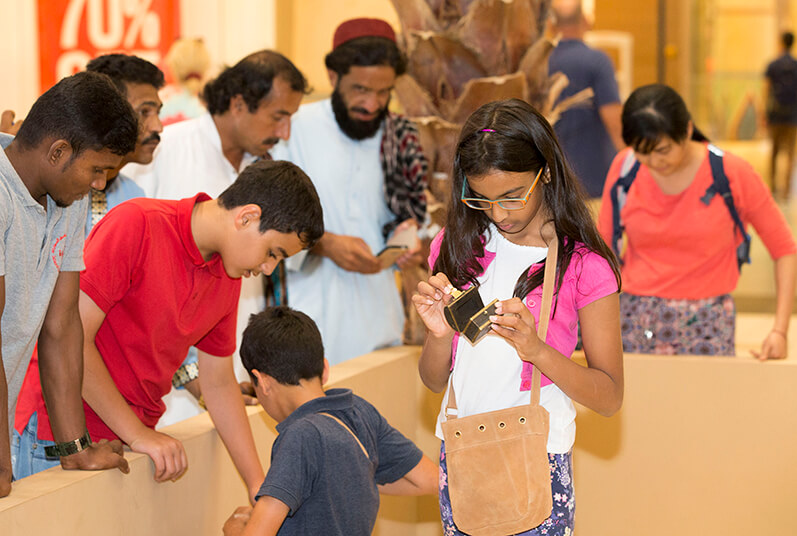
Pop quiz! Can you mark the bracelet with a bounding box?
[771,329,788,338]
[44,430,92,458]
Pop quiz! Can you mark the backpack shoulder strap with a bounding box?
[610,150,641,263]
[701,144,752,270]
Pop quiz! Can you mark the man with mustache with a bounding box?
[0,71,137,496]
[12,54,166,478]
[271,18,429,365]
[83,54,164,233]
[124,50,308,424]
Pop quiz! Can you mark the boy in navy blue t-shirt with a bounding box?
[223,307,437,536]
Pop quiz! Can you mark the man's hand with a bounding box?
[223,506,253,536]
[0,110,22,135]
[313,232,380,274]
[60,439,129,474]
[129,428,187,482]
[239,381,258,406]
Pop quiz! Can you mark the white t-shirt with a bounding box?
[435,226,577,454]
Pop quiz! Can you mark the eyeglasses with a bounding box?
[460,167,544,211]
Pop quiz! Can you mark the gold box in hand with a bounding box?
[444,286,499,344]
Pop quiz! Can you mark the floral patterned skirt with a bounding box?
[620,293,736,356]
[438,442,575,536]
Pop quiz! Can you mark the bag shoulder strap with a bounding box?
[446,227,559,416]
[318,412,369,460]
[700,144,752,269]
[610,151,641,262]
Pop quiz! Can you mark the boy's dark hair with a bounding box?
[240,307,325,386]
[217,159,324,248]
[203,50,308,115]
[324,37,406,77]
[621,83,708,155]
[14,71,137,157]
[86,53,165,95]
[783,32,795,50]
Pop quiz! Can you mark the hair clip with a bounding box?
[480,128,496,133]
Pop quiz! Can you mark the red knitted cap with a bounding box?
[332,18,396,49]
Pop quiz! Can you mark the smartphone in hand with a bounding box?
[376,245,408,269]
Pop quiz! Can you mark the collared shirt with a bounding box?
[15,194,241,441]
[124,112,257,199]
[84,172,145,237]
[0,133,87,433]
[271,99,404,365]
[122,112,262,425]
[257,388,423,536]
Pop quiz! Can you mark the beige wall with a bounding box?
[5,329,797,535]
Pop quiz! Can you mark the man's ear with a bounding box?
[230,94,246,115]
[327,69,339,88]
[234,204,263,230]
[47,139,72,167]
[321,358,331,386]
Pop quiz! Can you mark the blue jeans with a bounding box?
[11,412,60,479]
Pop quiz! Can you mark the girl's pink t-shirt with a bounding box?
[428,230,618,389]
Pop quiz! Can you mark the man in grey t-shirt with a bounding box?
[0,71,137,497]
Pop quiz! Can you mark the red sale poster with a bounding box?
[37,0,180,92]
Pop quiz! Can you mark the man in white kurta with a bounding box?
[272,100,405,365]
[124,51,307,424]
[271,18,429,365]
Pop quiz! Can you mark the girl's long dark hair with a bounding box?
[434,98,621,302]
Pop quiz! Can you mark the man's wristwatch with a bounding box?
[44,431,92,458]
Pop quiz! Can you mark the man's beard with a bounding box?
[331,87,389,141]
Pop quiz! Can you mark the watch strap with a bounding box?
[44,430,92,458]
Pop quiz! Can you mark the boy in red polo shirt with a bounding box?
[13,160,324,501]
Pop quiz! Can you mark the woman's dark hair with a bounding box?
[240,307,324,386]
[14,71,137,157]
[621,83,708,154]
[218,159,324,248]
[86,53,165,95]
[203,50,308,115]
[325,36,406,77]
[435,98,621,303]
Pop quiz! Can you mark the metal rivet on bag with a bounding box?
[519,417,526,424]
[455,431,461,438]
[498,422,506,428]
[478,424,486,432]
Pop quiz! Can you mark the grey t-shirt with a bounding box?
[257,388,423,536]
[0,133,87,433]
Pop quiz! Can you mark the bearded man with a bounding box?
[272,18,429,365]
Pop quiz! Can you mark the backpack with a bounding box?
[609,144,751,271]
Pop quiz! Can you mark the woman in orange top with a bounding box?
[598,84,797,358]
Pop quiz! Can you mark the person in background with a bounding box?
[272,18,428,365]
[160,37,211,126]
[0,71,137,496]
[223,306,437,536]
[763,31,797,200]
[598,84,797,358]
[548,0,623,198]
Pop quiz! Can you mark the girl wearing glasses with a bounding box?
[413,98,623,535]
